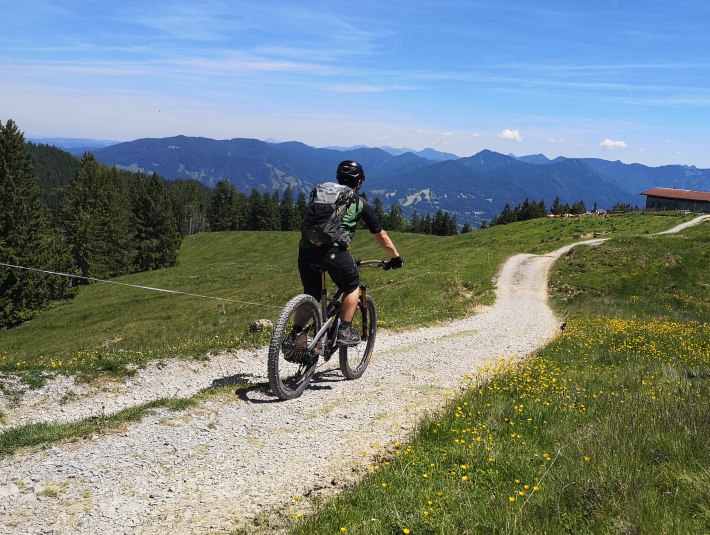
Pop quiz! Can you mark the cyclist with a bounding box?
[298,160,403,345]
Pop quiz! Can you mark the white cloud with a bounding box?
[599,138,628,150]
[499,128,522,142]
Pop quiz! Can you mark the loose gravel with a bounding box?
[1,217,704,534]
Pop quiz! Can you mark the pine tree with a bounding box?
[101,167,135,273]
[491,203,516,226]
[208,180,237,231]
[130,173,182,271]
[263,191,281,230]
[432,209,445,235]
[295,192,308,230]
[387,203,404,232]
[539,199,547,217]
[552,196,571,215]
[571,200,587,215]
[280,186,299,231]
[517,198,534,221]
[248,188,277,231]
[234,190,248,230]
[448,213,459,235]
[0,119,74,328]
[411,211,422,233]
[422,213,433,234]
[168,179,208,235]
[27,142,80,215]
[373,197,387,228]
[61,153,133,280]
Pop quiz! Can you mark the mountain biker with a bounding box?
[297,160,403,345]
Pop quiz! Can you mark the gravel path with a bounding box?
[657,213,709,234]
[0,216,704,534]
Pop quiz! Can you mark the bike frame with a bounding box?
[306,261,377,354]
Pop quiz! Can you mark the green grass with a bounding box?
[0,213,692,382]
[0,212,706,531]
[288,217,710,534]
[0,397,196,457]
[550,221,710,321]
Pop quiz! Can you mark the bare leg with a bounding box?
[340,287,360,323]
[293,305,311,330]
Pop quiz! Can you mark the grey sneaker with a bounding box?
[336,325,361,346]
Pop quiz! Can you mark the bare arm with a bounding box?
[373,229,400,258]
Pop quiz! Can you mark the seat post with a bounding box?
[320,270,328,318]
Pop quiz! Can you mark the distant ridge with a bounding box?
[513,153,553,165]
[66,135,710,226]
[28,137,121,156]
[326,144,459,162]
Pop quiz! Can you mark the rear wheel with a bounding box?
[339,294,377,380]
[268,294,322,400]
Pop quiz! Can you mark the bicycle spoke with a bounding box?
[268,295,322,400]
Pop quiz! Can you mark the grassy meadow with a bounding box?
[0,211,708,532]
[288,218,710,534]
[0,212,692,382]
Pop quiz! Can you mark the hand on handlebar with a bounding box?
[383,256,404,270]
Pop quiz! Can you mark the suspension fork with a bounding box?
[320,270,328,320]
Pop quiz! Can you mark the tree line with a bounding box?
[490,197,592,226]
[207,179,464,236]
[1,120,187,329]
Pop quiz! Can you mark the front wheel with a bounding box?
[268,294,322,400]
[339,294,377,380]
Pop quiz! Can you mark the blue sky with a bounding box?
[3,0,710,167]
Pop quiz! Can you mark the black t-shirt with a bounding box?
[357,198,383,234]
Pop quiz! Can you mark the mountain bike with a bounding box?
[267,260,385,400]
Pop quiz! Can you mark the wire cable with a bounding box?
[0,261,283,309]
[0,261,426,307]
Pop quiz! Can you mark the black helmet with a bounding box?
[336,160,365,188]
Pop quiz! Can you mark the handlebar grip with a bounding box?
[355,259,387,268]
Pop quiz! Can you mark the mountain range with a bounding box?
[60,135,710,226]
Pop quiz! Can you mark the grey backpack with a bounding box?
[301,182,359,246]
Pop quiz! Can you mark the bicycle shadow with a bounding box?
[233,368,345,403]
[307,368,344,389]
[210,373,254,389]
[206,373,277,404]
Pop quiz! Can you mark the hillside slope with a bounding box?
[2,215,705,534]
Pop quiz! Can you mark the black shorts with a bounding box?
[298,246,360,299]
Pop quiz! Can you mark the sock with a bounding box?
[339,321,351,330]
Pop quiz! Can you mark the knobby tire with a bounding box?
[268,294,322,400]
[339,294,377,380]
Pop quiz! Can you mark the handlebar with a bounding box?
[355,259,387,269]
